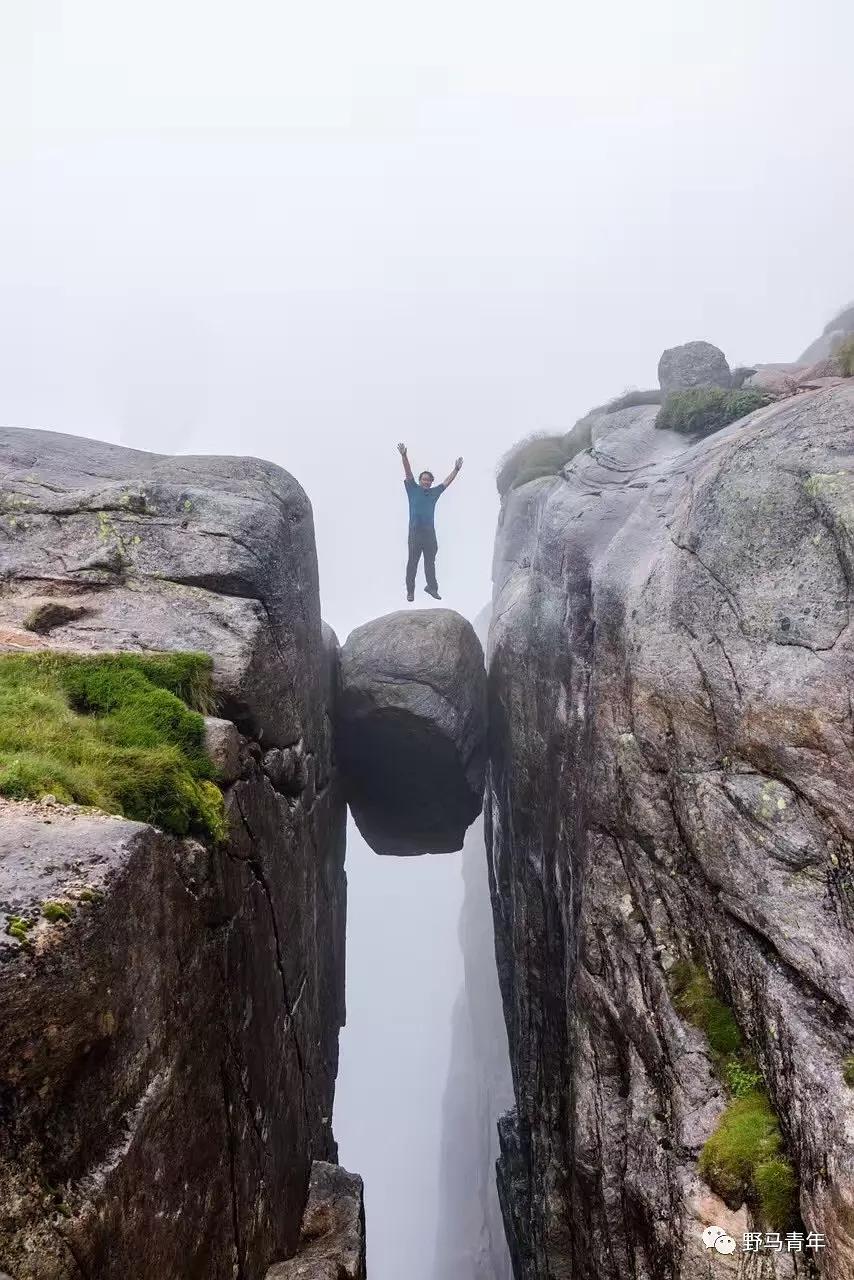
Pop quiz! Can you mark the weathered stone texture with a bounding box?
[266,1161,366,1280]
[337,608,487,855]
[0,426,328,752]
[657,340,732,393]
[487,387,854,1279]
[0,428,349,1279]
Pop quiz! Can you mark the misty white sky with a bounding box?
[2,2,853,1277]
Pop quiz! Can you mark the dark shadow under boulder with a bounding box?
[336,609,487,856]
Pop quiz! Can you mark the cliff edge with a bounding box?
[488,374,854,1278]
[0,428,353,1279]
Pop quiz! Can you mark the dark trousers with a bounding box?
[406,524,438,593]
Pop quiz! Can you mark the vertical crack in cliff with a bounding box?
[220,1059,246,1280]
[232,791,313,1131]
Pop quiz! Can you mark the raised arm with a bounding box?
[397,442,414,482]
[442,456,463,489]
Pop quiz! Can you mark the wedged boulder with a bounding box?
[266,1162,366,1280]
[657,340,731,393]
[336,609,487,855]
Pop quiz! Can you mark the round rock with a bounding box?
[657,341,731,393]
[336,609,487,855]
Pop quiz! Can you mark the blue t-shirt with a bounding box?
[405,477,445,528]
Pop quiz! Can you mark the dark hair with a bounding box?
[419,470,434,483]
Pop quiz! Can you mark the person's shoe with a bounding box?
[406,591,415,602]
[424,586,442,600]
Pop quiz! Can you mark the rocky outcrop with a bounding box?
[265,1162,366,1280]
[798,304,854,365]
[657,340,731,393]
[337,609,487,855]
[0,427,328,752]
[487,385,854,1278]
[0,428,349,1278]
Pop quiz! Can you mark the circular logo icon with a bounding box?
[715,1234,737,1255]
[702,1225,725,1249]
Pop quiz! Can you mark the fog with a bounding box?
[2,1,853,1276]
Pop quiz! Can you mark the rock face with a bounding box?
[266,1162,366,1280]
[0,428,349,1279]
[487,386,854,1279]
[0,426,328,752]
[657,340,732,393]
[798,304,854,365]
[337,609,487,855]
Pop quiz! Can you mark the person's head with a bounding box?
[418,470,434,490]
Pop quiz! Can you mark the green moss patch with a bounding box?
[0,652,225,841]
[671,961,742,1056]
[6,915,33,943]
[838,336,854,378]
[656,386,771,436]
[754,1156,798,1230]
[700,1094,796,1230]
[671,960,797,1230]
[41,900,73,923]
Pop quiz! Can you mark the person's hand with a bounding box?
[455,456,463,470]
[397,442,408,456]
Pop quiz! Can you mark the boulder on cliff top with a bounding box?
[657,340,731,393]
[337,609,487,855]
[266,1162,366,1280]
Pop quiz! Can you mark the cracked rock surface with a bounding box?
[337,608,487,855]
[265,1161,366,1280]
[0,428,349,1279]
[487,385,854,1279]
[0,426,328,751]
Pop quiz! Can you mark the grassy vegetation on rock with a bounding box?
[838,336,854,378]
[699,1094,795,1229]
[0,651,225,841]
[496,433,573,494]
[671,961,742,1056]
[605,388,663,412]
[670,960,797,1229]
[656,386,771,436]
[6,916,32,943]
[41,900,73,923]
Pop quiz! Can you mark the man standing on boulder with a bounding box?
[397,443,463,602]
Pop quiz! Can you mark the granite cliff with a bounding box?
[487,339,854,1278]
[0,428,358,1279]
